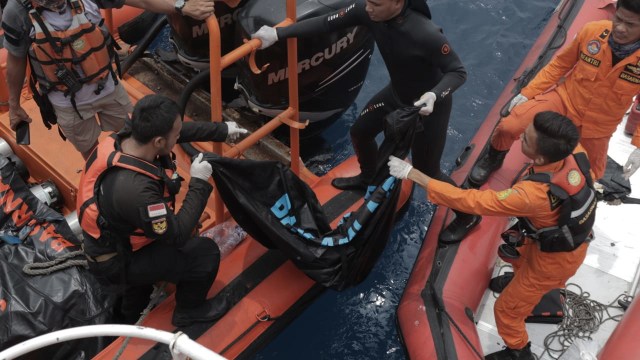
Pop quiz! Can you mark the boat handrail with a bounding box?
[0,324,226,360]
[204,0,304,224]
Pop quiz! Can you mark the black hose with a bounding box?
[177,69,212,158]
[121,16,169,75]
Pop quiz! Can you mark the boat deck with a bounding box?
[478,114,640,359]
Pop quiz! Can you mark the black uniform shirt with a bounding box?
[95,121,228,251]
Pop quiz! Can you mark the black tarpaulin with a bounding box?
[206,107,419,290]
[0,156,114,358]
[598,156,639,204]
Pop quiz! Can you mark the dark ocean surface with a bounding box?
[253,0,557,359]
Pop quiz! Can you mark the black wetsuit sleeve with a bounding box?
[178,121,228,143]
[276,1,364,39]
[101,170,213,248]
[424,33,466,101]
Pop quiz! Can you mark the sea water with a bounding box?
[255,0,557,359]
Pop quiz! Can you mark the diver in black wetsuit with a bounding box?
[252,0,480,243]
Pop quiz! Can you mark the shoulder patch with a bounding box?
[441,44,450,55]
[147,203,167,217]
[151,218,168,234]
[567,170,582,187]
[496,189,513,201]
[587,40,601,55]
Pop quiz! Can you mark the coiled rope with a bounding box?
[22,250,88,275]
[539,283,629,360]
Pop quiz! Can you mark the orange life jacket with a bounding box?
[77,134,180,252]
[25,0,115,95]
[519,152,597,252]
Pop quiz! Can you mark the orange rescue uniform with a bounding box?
[491,20,640,179]
[426,159,589,350]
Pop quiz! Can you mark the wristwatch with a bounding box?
[174,0,186,15]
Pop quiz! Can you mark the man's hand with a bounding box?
[414,92,437,116]
[181,0,215,20]
[508,93,528,112]
[9,105,32,131]
[388,156,413,179]
[226,121,249,142]
[190,153,213,181]
[252,26,278,49]
[623,148,640,180]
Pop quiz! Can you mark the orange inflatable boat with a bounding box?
[395,0,639,359]
[0,3,412,359]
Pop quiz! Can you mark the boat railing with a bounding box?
[104,0,306,226]
[205,2,306,224]
[1,1,307,226]
[0,325,226,360]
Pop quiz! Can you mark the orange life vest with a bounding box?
[25,0,115,94]
[519,152,597,252]
[77,134,180,252]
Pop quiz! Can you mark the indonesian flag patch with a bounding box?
[147,203,167,218]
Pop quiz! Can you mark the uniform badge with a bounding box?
[496,189,513,201]
[441,44,450,55]
[625,64,640,75]
[599,29,610,39]
[72,39,86,51]
[152,218,168,234]
[147,203,167,217]
[547,192,562,210]
[587,40,600,55]
[567,170,582,186]
[0,299,6,313]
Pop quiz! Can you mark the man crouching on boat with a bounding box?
[388,111,597,360]
[468,0,640,186]
[76,95,246,326]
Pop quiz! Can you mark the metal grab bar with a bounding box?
[207,0,302,224]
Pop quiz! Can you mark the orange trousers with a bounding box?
[490,91,609,179]
[494,240,588,349]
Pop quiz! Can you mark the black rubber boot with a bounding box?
[172,296,230,327]
[489,272,514,294]
[331,174,370,191]
[485,341,534,360]
[438,211,482,244]
[469,146,508,188]
[332,135,376,191]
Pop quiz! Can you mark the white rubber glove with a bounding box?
[252,26,278,49]
[414,92,437,116]
[388,156,413,179]
[226,121,249,142]
[623,148,640,180]
[190,153,213,181]
[508,93,528,112]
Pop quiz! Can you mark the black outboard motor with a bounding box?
[167,0,250,70]
[235,0,374,124]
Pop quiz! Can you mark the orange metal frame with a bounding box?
[205,0,306,224]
